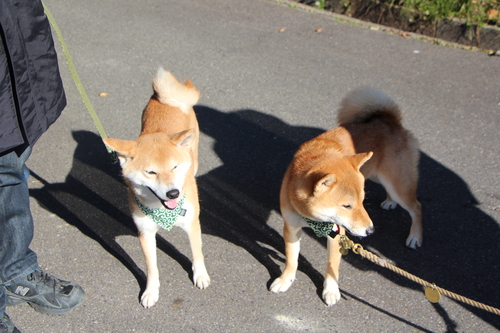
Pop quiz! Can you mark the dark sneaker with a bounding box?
[0,312,21,333]
[5,269,85,315]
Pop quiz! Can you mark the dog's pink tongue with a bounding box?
[164,199,178,210]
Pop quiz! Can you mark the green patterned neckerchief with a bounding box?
[135,194,187,231]
[301,215,340,238]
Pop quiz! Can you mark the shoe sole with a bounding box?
[6,292,86,316]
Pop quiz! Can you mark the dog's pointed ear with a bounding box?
[103,138,136,166]
[313,173,337,195]
[350,151,373,171]
[170,129,195,149]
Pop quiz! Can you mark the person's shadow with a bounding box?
[28,105,499,331]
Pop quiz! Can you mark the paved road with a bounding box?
[7,0,500,332]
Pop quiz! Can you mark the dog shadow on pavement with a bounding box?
[28,130,197,298]
[195,106,324,282]
[195,105,500,331]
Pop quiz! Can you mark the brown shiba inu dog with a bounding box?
[104,67,210,308]
[270,87,421,305]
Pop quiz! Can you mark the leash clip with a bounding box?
[339,235,353,255]
[339,235,364,255]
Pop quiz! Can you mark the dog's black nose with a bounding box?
[166,189,180,199]
[366,226,375,236]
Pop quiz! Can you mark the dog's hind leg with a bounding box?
[380,192,398,210]
[400,198,422,249]
[368,175,399,210]
[378,174,422,249]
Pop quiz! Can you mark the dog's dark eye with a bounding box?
[172,165,178,171]
[146,170,157,175]
[342,204,352,210]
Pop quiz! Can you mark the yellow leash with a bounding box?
[43,4,115,158]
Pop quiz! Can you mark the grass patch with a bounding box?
[395,0,499,26]
[311,0,499,26]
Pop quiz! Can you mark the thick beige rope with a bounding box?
[340,236,500,316]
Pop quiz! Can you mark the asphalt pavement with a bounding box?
[7,0,500,332]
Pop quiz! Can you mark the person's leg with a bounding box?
[0,147,38,311]
[0,147,33,333]
[0,147,85,317]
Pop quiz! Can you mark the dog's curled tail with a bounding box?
[337,87,402,126]
[153,67,200,113]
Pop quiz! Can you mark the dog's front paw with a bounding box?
[141,288,159,308]
[322,279,341,306]
[270,276,294,293]
[381,199,398,210]
[193,270,211,289]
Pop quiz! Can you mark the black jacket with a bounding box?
[0,0,66,155]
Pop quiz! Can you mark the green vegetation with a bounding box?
[315,0,326,10]
[401,0,499,26]
[313,0,500,26]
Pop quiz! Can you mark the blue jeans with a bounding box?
[0,147,39,314]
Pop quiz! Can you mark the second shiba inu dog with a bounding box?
[270,87,421,305]
[104,67,210,308]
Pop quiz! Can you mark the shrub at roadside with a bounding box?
[310,0,499,27]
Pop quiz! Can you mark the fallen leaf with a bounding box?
[315,28,322,33]
[279,27,285,33]
[487,9,499,21]
[400,32,410,38]
[99,92,109,97]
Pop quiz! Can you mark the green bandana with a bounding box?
[135,194,186,231]
[301,215,339,238]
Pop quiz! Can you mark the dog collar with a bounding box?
[301,215,340,238]
[135,194,187,231]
